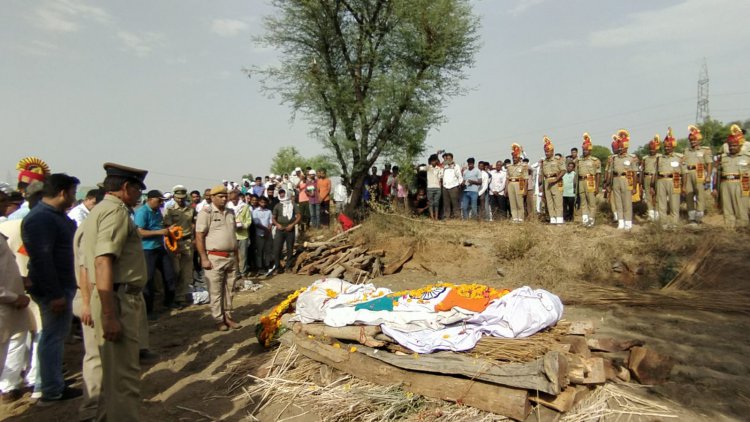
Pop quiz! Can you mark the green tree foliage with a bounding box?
[269,146,339,176]
[633,118,748,157]
[589,145,611,171]
[255,0,480,212]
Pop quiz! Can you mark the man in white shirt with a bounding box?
[67,189,100,227]
[441,153,463,219]
[333,182,348,214]
[489,160,508,220]
[195,188,212,213]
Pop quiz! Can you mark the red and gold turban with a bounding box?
[663,127,677,149]
[728,124,745,146]
[688,125,702,141]
[611,134,620,153]
[582,133,592,151]
[649,134,660,151]
[16,157,50,184]
[617,129,630,149]
[511,143,523,158]
[543,136,554,153]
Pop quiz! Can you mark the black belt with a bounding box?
[658,174,673,179]
[644,173,655,176]
[615,172,628,176]
[721,175,740,180]
[686,165,697,170]
[578,175,594,180]
[116,284,142,295]
[508,178,522,182]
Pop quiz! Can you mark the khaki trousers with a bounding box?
[656,179,680,225]
[204,254,237,323]
[612,177,633,221]
[91,288,143,422]
[684,171,706,213]
[543,180,563,219]
[720,181,749,228]
[507,182,524,221]
[577,181,597,219]
[643,175,655,212]
[73,291,101,421]
[171,247,194,303]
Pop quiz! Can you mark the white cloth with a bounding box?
[67,203,90,227]
[382,286,563,353]
[279,196,294,220]
[7,202,29,221]
[293,278,392,324]
[333,183,348,203]
[0,331,34,392]
[0,234,34,344]
[441,164,463,189]
[478,170,490,196]
[195,200,210,213]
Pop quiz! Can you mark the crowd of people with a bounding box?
[0,123,748,420]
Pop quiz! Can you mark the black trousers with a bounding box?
[273,229,296,270]
[563,196,576,222]
[490,194,509,219]
[143,247,176,313]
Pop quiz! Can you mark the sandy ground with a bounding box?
[2,216,749,421]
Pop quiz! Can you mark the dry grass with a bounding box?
[470,321,570,362]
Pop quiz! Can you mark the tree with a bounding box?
[590,145,611,170]
[255,0,480,213]
[269,146,339,176]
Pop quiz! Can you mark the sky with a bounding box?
[2,0,749,191]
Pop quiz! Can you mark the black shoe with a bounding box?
[139,349,160,364]
[37,387,82,406]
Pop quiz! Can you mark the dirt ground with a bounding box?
[2,214,749,421]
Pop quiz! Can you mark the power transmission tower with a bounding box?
[695,59,709,123]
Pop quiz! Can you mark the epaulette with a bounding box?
[591,156,600,161]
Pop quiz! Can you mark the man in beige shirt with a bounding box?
[195,185,240,331]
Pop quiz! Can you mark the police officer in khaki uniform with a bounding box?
[539,136,566,224]
[683,125,713,224]
[609,129,638,230]
[163,184,196,307]
[577,133,601,227]
[653,132,684,228]
[641,134,662,222]
[195,185,241,331]
[504,144,528,222]
[714,127,750,228]
[81,163,149,422]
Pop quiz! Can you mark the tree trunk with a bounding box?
[344,170,368,217]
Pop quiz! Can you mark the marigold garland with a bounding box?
[258,287,307,347]
[164,226,184,252]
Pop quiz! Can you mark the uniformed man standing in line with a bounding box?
[714,127,750,228]
[653,131,684,228]
[603,135,620,222]
[81,163,149,422]
[163,185,196,307]
[505,144,528,223]
[641,134,662,222]
[577,133,601,227]
[610,130,639,230]
[683,125,713,224]
[539,136,566,224]
[195,185,241,331]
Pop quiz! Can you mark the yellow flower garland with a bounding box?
[258,287,307,347]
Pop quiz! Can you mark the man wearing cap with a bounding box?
[578,134,601,227]
[714,126,750,228]
[195,185,241,331]
[641,135,662,222]
[505,145,527,222]
[134,190,177,319]
[8,157,51,221]
[683,125,713,224]
[163,185,196,306]
[653,132,684,228]
[609,130,638,230]
[81,163,149,421]
[539,137,566,225]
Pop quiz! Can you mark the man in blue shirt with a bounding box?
[21,173,83,404]
[134,190,177,319]
[461,158,482,220]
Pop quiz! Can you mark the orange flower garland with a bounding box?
[164,226,183,252]
[258,287,307,347]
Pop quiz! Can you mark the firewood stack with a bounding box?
[278,315,675,421]
[293,239,414,281]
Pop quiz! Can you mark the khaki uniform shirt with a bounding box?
[612,154,638,175]
[684,146,712,167]
[719,153,750,177]
[81,194,147,288]
[505,163,527,183]
[642,154,660,175]
[656,153,684,175]
[542,157,565,178]
[577,156,601,176]
[164,203,196,250]
[195,204,236,252]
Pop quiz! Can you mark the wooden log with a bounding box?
[371,257,383,278]
[383,246,414,275]
[560,336,591,358]
[324,224,362,243]
[529,386,577,412]
[566,354,586,385]
[627,346,674,385]
[368,249,385,257]
[287,321,386,348]
[582,357,606,385]
[587,337,644,352]
[567,320,595,336]
[328,265,346,279]
[282,333,531,421]
[358,346,567,395]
